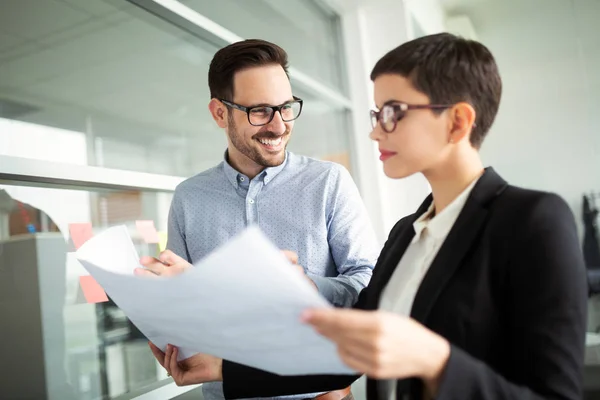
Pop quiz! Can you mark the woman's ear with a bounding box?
[448,102,476,144]
[209,98,228,129]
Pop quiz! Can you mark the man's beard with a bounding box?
[228,116,287,168]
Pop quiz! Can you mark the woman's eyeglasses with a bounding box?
[370,102,454,133]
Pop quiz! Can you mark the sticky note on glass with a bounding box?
[136,220,160,243]
[158,231,168,252]
[69,223,93,250]
[79,275,109,303]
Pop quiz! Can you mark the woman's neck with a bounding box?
[424,149,484,214]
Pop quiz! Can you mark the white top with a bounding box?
[378,176,480,400]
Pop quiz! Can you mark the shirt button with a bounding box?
[248,199,255,204]
[265,177,270,183]
[239,177,245,182]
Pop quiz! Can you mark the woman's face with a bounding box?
[369,74,453,179]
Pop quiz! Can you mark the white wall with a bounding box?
[405,0,447,36]
[328,0,448,244]
[456,0,600,234]
[442,0,600,332]
[336,0,600,243]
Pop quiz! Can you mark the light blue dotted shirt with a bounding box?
[167,151,379,400]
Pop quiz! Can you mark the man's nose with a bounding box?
[266,111,287,134]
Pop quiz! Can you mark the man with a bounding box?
[140,39,379,400]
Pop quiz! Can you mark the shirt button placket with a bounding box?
[246,181,262,225]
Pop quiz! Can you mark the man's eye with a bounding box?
[251,108,270,115]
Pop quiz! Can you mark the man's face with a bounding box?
[226,64,296,168]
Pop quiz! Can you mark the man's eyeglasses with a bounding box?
[370,101,454,133]
[220,96,303,126]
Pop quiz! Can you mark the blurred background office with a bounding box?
[0,0,599,399]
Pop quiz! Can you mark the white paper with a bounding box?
[75,225,353,376]
[76,225,140,275]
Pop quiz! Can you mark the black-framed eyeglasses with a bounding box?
[370,101,454,133]
[220,96,303,126]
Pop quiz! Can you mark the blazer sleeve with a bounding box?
[436,193,587,400]
[222,218,411,399]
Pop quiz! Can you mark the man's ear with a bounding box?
[448,102,476,144]
[208,98,228,129]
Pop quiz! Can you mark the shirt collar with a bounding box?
[222,150,289,189]
[412,176,480,242]
[262,151,288,185]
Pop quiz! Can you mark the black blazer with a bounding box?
[222,168,588,400]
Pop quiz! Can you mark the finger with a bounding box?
[312,312,403,361]
[281,250,298,264]
[170,346,186,385]
[148,342,166,367]
[296,265,305,274]
[312,323,374,355]
[164,344,174,376]
[139,257,166,275]
[140,256,160,266]
[303,308,363,330]
[159,250,186,266]
[134,267,159,277]
[337,344,375,375]
[304,309,378,342]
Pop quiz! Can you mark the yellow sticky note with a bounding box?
[158,231,168,252]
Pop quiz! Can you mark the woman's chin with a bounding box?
[382,163,415,180]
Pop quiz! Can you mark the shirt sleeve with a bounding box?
[308,165,380,307]
[166,188,192,263]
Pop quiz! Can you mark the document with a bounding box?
[75,225,353,375]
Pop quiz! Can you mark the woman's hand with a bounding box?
[302,309,450,395]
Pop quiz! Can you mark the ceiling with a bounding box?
[0,0,349,174]
[439,0,492,13]
[0,0,217,142]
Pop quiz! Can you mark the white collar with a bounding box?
[412,177,480,242]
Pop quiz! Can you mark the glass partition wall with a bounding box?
[0,0,353,398]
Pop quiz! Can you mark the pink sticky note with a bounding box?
[136,220,160,243]
[79,276,109,303]
[69,223,93,250]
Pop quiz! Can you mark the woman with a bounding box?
[144,33,587,400]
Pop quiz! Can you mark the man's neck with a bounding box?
[226,150,265,180]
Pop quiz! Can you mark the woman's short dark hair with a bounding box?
[208,39,289,102]
[371,33,502,148]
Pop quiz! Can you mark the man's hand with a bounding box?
[149,342,223,386]
[282,250,318,291]
[302,309,449,396]
[282,250,299,265]
[135,250,192,277]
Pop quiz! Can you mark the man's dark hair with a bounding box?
[370,33,502,148]
[208,39,289,102]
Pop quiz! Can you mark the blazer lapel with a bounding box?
[366,196,433,306]
[410,168,508,324]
